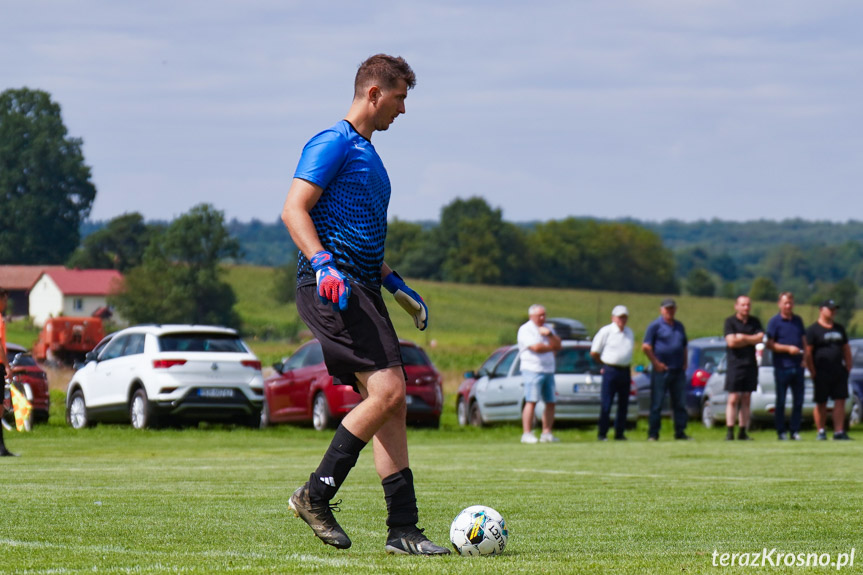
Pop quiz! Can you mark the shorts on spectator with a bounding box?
[813,371,849,404]
[523,371,556,404]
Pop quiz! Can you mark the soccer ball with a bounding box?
[449,505,508,556]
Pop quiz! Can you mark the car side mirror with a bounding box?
[85,351,98,363]
[463,370,476,379]
[272,362,284,374]
[703,362,715,374]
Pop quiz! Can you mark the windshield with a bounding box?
[556,347,600,374]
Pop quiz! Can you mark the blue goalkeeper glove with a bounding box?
[383,271,428,331]
[310,250,351,312]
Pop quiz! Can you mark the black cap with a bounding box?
[661,298,676,308]
[820,299,839,310]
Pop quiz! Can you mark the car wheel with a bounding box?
[468,401,485,427]
[130,388,157,430]
[701,399,715,429]
[849,395,861,427]
[260,398,271,429]
[456,397,468,426]
[67,390,91,429]
[312,393,332,431]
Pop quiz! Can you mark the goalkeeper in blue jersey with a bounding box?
[281,54,448,556]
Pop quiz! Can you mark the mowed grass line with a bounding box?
[3,422,862,575]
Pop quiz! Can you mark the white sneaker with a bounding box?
[539,433,560,443]
[521,432,538,444]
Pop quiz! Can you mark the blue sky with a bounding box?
[3,1,862,224]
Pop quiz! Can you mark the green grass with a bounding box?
[3,403,862,574]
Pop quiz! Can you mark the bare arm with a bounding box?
[765,338,803,356]
[642,343,667,372]
[725,331,764,348]
[844,343,853,373]
[281,178,326,259]
[804,343,815,377]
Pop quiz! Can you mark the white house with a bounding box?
[29,269,124,327]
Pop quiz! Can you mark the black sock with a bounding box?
[726,426,734,439]
[738,428,749,439]
[382,467,418,528]
[308,423,367,502]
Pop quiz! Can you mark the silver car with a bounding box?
[469,340,638,426]
[701,345,852,429]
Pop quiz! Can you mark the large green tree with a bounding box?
[0,88,96,263]
[531,218,678,293]
[111,204,241,327]
[67,212,155,272]
[435,197,532,285]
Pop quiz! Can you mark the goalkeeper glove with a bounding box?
[383,271,428,331]
[310,250,351,311]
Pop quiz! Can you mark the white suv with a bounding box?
[65,325,264,429]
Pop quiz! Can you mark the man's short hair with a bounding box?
[779,291,794,301]
[528,304,545,316]
[354,54,416,98]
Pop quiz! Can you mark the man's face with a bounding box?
[372,79,408,132]
[779,295,794,317]
[612,314,627,329]
[735,296,751,318]
[821,306,835,321]
[530,308,546,326]
[660,305,676,322]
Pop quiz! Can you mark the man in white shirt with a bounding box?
[518,304,562,444]
[591,305,635,441]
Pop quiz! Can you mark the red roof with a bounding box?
[40,269,124,296]
[0,266,67,290]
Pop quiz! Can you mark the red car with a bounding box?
[4,343,50,425]
[262,339,443,430]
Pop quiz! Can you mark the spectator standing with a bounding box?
[805,300,852,441]
[282,54,450,555]
[591,305,634,441]
[765,292,806,440]
[643,298,691,441]
[518,304,562,444]
[723,295,764,441]
[0,287,15,457]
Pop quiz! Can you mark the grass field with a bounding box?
[3,413,862,575]
[4,268,861,573]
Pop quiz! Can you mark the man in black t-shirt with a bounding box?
[723,296,764,441]
[804,299,852,441]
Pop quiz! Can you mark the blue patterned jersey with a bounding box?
[293,120,390,289]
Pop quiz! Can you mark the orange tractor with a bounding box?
[32,317,105,365]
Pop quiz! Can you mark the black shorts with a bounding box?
[724,366,758,393]
[813,370,849,404]
[296,283,403,389]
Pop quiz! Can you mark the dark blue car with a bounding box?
[635,336,726,419]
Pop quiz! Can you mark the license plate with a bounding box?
[573,384,598,393]
[198,388,234,398]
